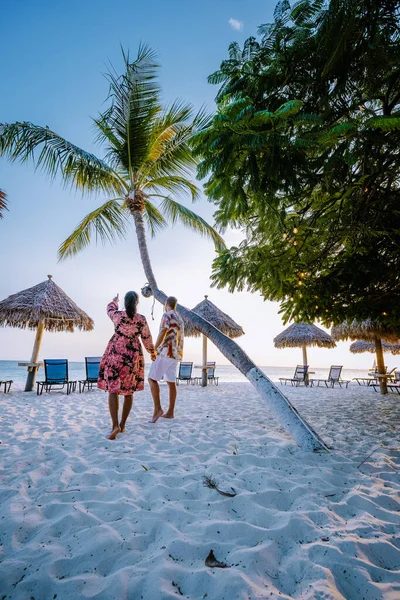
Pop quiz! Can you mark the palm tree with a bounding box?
[0,45,326,450]
[0,189,7,218]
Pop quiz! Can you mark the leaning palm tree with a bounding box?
[0,188,7,218]
[0,45,326,451]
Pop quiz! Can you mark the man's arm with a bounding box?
[155,328,167,350]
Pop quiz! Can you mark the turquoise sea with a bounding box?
[0,360,371,390]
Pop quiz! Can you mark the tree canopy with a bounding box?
[192,0,400,330]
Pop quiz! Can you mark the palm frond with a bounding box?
[105,44,161,177]
[0,122,125,195]
[143,199,167,237]
[0,188,7,218]
[58,198,129,260]
[145,175,199,201]
[159,196,226,251]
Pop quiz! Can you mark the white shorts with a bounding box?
[148,355,178,383]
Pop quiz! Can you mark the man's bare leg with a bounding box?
[108,393,121,439]
[120,394,133,432]
[149,378,164,423]
[162,382,177,418]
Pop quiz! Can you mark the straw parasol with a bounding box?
[349,340,400,355]
[183,295,244,386]
[0,275,94,391]
[273,322,336,367]
[332,319,400,394]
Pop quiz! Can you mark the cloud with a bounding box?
[229,18,243,32]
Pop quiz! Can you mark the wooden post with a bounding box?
[25,320,45,391]
[201,333,208,387]
[302,344,308,366]
[375,336,387,395]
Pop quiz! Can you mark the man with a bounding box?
[148,296,184,423]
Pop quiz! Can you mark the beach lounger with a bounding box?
[354,366,388,386]
[310,365,350,388]
[197,362,219,386]
[79,356,101,392]
[279,365,309,386]
[37,359,76,395]
[373,383,400,394]
[176,362,195,385]
[353,376,377,386]
[0,380,12,393]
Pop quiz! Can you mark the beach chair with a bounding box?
[37,359,76,395]
[176,362,195,385]
[354,366,387,386]
[0,380,12,393]
[370,367,397,393]
[79,357,101,392]
[279,365,309,386]
[205,362,219,386]
[310,365,350,388]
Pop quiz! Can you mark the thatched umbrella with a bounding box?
[0,275,94,391]
[274,322,336,367]
[183,295,244,386]
[349,340,400,371]
[332,320,400,394]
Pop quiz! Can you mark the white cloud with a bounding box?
[229,18,243,32]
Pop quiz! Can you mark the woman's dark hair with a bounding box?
[124,291,139,319]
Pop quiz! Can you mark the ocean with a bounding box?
[0,360,372,389]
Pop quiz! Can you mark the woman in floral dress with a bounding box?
[98,291,156,439]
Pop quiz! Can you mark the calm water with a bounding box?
[0,360,371,390]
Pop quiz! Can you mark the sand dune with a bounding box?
[0,382,399,599]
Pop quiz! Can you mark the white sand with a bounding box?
[0,382,399,599]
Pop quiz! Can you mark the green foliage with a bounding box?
[194,0,400,329]
[0,46,224,259]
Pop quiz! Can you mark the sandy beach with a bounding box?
[0,382,399,599]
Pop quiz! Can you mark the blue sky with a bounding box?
[0,0,374,370]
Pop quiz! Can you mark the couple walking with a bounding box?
[97,291,184,440]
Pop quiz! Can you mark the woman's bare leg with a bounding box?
[120,394,133,431]
[108,393,121,439]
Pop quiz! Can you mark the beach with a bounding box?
[0,381,399,599]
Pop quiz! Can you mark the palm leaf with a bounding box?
[0,188,7,218]
[105,44,161,178]
[366,116,400,131]
[58,198,129,260]
[159,196,226,251]
[143,199,167,237]
[0,122,125,195]
[145,175,199,201]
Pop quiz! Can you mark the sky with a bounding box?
[0,0,376,370]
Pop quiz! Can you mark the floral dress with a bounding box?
[97,301,155,394]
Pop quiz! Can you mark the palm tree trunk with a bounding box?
[132,209,328,451]
[374,336,388,394]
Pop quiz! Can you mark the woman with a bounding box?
[98,291,156,440]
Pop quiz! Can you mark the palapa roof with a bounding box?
[349,340,400,355]
[274,322,336,349]
[332,319,400,343]
[0,275,94,332]
[182,296,244,338]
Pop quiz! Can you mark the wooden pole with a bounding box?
[375,336,387,394]
[302,344,309,385]
[302,345,308,366]
[202,333,208,387]
[25,320,45,391]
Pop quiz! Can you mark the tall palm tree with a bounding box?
[0,45,326,450]
[0,189,7,218]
